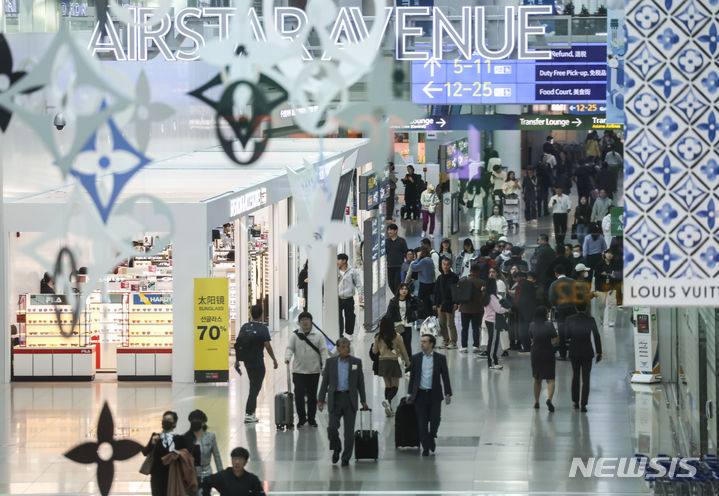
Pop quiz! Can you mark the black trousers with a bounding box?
[460,312,482,349]
[553,213,568,246]
[387,267,402,296]
[571,357,593,406]
[328,392,357,462]
[415,389,442,451]
[245,366,266,415]
[387,192,395,219]
[400,326,412,355]
[418,282,435,319]
[486,321,500,366]
[338,297,355,336]
[405,197,420,219]
[293,372,320,423]
[538,188,549,217]
[524,196,537,221]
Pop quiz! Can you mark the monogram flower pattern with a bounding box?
[625,0,719,303]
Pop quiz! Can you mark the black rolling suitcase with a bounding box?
[354,409,378,461]
[274,363,294,431]
[394,397,420,448]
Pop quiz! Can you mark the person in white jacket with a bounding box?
[284,312,329,428]
[602,212,612,248]
[420,184,441,239]
[485,204,509,236]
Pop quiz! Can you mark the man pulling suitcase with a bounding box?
[317,338,369,466]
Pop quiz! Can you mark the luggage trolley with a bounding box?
[503,194,520,231]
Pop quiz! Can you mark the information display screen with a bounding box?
[412,43,607,105]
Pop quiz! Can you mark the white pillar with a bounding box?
[322,245,339,340]
[494,104,523,177]
[172,204,209,383]
[409,132,419,164]
[237,217,248,326]
[0,140,7,384]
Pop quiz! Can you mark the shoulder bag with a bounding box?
[294,330,323,367]
[139,443,155,475]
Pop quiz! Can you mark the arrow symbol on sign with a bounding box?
[437,118,446,128]
[573,118,582,127]
[423,57,441,77]
[423,81,442,99]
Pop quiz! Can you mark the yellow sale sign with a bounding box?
[194,278,229,382]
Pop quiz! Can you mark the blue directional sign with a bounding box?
[411,43,607,105]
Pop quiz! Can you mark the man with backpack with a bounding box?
[234,305,278,424]
[284,312,329,428]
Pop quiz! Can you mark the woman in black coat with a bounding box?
[573,196,592,245]
[386,282,420,354]
[142,411,187,496]
[529,306,559,412]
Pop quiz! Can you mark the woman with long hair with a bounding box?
[372,316,410,417]
[439,238,453,260]
[455,238,478,277]
[183,410,223,496]
[387,282,420,354]
[481,278,507,369]
[529,306,558,412]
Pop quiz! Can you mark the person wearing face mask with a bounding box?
[495,242,513,272]
[183,410,223,496]
[142,411,188,496]
[571,247,588,278]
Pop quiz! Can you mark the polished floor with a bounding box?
[1,191,670,496]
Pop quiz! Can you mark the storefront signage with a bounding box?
[229,187,267,218]
[87,6,554,62]
[194,278,230,383]
[517,114,621,130]
[60,1,88,16]
[412,43,606,104]
[359,173,380,210]
[133,293,172,305]
[30,294,68,306]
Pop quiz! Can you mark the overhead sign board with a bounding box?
[412,43,607,105]
[517,114,621,130]
[568,103,607,114]
[392,114,518,131]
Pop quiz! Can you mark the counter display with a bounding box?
[14,291,173,381]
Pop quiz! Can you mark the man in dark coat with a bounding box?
[565,303,602,412]
[401,165,423,220]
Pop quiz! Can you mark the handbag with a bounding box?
[394,323,405,334]
[139,444,155,475]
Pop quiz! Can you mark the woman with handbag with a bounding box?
[141,411,187,496]
[386,282,420,355]
[420,184,441,239]
[530,306,559,412]
[183,410,223,496]
[372,316,410,418]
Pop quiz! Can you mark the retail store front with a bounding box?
[4,138,371,383]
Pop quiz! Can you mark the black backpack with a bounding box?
[235,323,261,362]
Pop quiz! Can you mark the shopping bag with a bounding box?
[419,316,440,336]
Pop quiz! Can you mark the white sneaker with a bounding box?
[382,400,392,418]
[490,364,503,370]
[421,231,426,238]
[345,334,353,341]
[459,347,468,353]
[244,414,259,423]
[446,343,457,349]
[609,322,615,327]
[429,234,434,240]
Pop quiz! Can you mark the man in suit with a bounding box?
[407,334,452,456]
[318,338,368,466]
[548,265,576,360]
[565,302,602,412]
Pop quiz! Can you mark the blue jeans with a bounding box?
[576,223,589,246]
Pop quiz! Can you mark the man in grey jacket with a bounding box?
[318,338,368,466]
[285,312,329,428]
